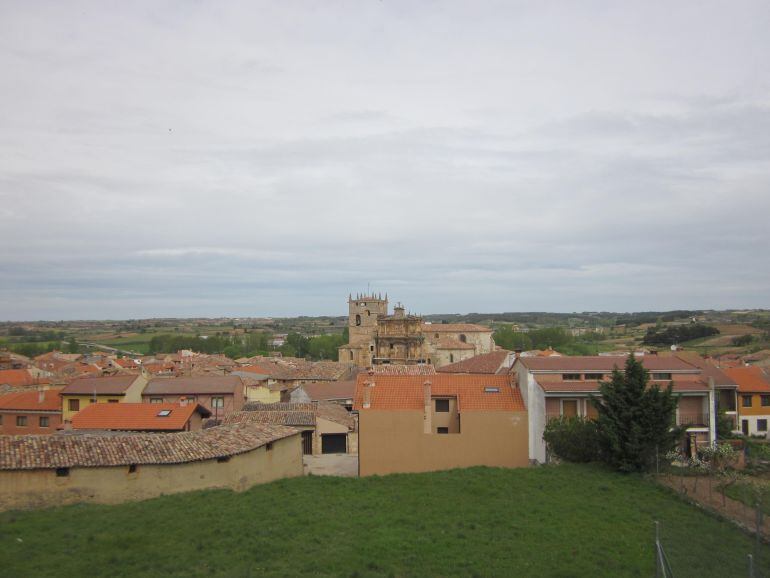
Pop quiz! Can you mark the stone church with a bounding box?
[338,293,495,368]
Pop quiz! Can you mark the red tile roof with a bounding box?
[71,403,211,431]
[61,375,140,395]
[438,350,511,374]
[724,367,770,393]
[300,380,355,401]
[0,387,64,412]
[0,422,297,470]
[0,369,36,387]
[354,373,525,412]
[144,376,243,395]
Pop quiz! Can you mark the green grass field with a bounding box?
[0,464,767,577]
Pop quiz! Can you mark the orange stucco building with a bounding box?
[354,373,528,476]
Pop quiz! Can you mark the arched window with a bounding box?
[366,310,370,316]
[459,334,467,343]
[355,314,361,326]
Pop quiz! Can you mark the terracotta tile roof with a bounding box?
[672,352,737,387]
[369,365,437,375]
[535,376,709,393]
[434,337,476,350]
[0,369,36,387]
[71,403,211,431]
[144,376,243,395]
[60,375,140,396]
[300,380,355,401]
[0,422,298,470]
[422,323,493,333]
[114,358,139,368]
[438,350,512,374]
[354,374,525,412]
[724,367,770,393]
[517,355,698,372]
[245,358,354,381]
[0,387,64,412]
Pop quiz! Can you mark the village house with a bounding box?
[71,402,211,432]
[338,293,495,368]
[0,422,302,510]
[354,373,528,476]
[513,354,738,463]
[724,366,770,437]
[60,374,148,422]
[289,379,357,411]
[141,375,245,417]
[227,401,356,455]
[0,387,64,435]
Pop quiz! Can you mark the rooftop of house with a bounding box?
[60,375,140,396]
[242,358,354,381]
[516,355,698,372]
[299,380,356,402]
[0,387,64,412]
[422,323,493,333]
[438,350,512,374]
[0,422,297,470]
[71,403,211,431]
[0,369,38,388]
[240,401,355,429]
[724,366,770,393]
[223,410,316,427]
[671,351,738,387]
[143,375,243,395]
[354,373,525,412]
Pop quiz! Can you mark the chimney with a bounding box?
[363,381,372,409]
[423,380,432,434]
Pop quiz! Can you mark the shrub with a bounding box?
[543,416,601,463]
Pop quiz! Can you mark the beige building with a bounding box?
[60,374,148,422]
[354,373,528,476]
[0,422,302,510]
[338,293,495,368]
[226,401,356,455]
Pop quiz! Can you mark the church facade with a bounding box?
[338,293,495,368]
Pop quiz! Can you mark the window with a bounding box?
[759,420,768,432]
[435,399,450,412]
[366,310,370,316]
[128,464,138,473]
[266,442,273,452]
[762,396,770,407]
[217,456,230,463]
[562,374,581,381]
[55,467,70,477]
[16,416,27,427]
[449,354,454,363]
[652,373,672,380]
[157,410,172,417]
[355,314,361,326]
[743,395,753,408]
[211,396,224,409]
[39,416,49,428]
[68,399,80,412]
[370,345,374,352]
[108,399,118,403]
[150,397,163,404]
[585,373,604,380]
[0,415,3,425]
[437,427,449,434]
[435,333,439,339]
[459,334,467,343]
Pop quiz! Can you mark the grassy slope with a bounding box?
[0,464,768,577]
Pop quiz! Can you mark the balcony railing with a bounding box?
[677,413,710,427]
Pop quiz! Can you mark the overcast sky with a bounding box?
[1,1,769,320]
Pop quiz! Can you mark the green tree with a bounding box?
[543,416,601,463]
[492,326,532,351]
[66,339,79,354]
[591,355,680,472]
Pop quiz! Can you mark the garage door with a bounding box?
[321,434,347,454]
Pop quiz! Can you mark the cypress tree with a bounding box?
[592,355,680,472]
